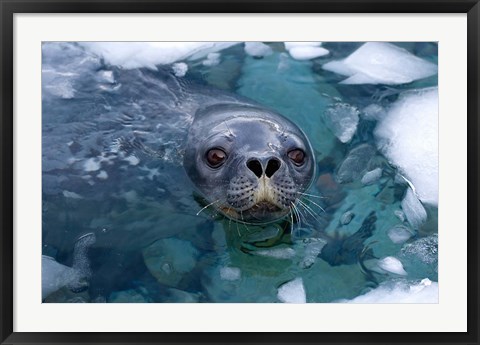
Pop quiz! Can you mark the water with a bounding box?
[42,42,438,303]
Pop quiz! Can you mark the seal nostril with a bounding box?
[247,159,263,178]
[265,158,281,178]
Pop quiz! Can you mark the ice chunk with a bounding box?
[323,103,360,143]
[44,80,75,99]
[377,256,407,275]
[277,277,306,303]
[401,234,438,265]
[284,42,323,50]
[387,225,414,244]
[401,188,427,230]
[42,256,81,299]
[300,238,327,269]
[62,190,83,199]
[288,46,329,60]
[340,211,355,225]
[80,42,238,70]
[202,52,221,67]
[220,267,241,281]
[172,62,188,77]
[284,42,329,60]
[375,88,438,205]
[142,238,199,287]
[244,42,273,57]
[322,42,437,85]
[342,278,438,303]
[336,144,376,183]
[361,168,382,185]
[362,104,386,121]
[255,247,296,259]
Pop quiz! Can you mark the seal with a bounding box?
[184,103,315,224]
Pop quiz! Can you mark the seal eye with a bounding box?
[206,148,227,168]
[288,149,305,166]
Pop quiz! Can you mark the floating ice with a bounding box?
[375,88,438,205]
[300,238,327,269]
[362,104,386,121]
[96,170,108,180]
[401,188,427,230]
[42,233,95,299]
[336,144,376,183]
[361,168,382,185]
[323,103,360,143]
[220,267,241,281]
[340,211,355,225]
[377,256,408,276]
[288,47,329,60]
[172,62,188,77]
[44,80,75,99]
[244,42,273,57]
[342,278,438,303]
[255,247,296,259]
[322,42,437,85]
[387,225,414,244]
[401,234,438,265]
[143,238,199,287]
[97,70,115,84]
[83,158,101,172]
[202,52,221,67]
[277,277,306,303]
[124,155,140,166]
[42,256,81,299]
[284,42,329,60]
[284,42,323,50]
[80,42,238,70]
[62,190,83,199]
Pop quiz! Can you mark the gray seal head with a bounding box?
[184,103,315,224]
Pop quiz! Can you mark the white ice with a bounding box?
[401,188,428,230]
[202,52,221,67]
[255,247,296,259]
[80,42,238,70]
[322,42,437,85]
[375,87,438,205]
[387,225,414,244]
[323,103,360,143]
[284,42,329,60]
[342,278,438,303]
[277,277,306,303]
[219,267,241,281]
[244,42,273,57]
[361,168,382,185]
[172,62,188,77]
[377,256,408,276]
[42,255,81,299]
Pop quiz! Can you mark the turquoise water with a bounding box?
[42,42,438,303]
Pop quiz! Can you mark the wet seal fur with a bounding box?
[184,103,315,225]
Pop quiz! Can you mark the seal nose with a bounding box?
[247,158,281,178]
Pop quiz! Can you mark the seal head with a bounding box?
[184,103,315,224]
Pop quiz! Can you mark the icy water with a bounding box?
[42,42,439,303]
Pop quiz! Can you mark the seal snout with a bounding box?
[246,157,281,178]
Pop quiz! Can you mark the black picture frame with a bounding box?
[1,1,479,344]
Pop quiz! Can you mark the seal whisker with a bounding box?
[196,199,221,216]
[297,199,322,223]
[290,202,302,230]
[296,191,327,199]
[301,197,326,214]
